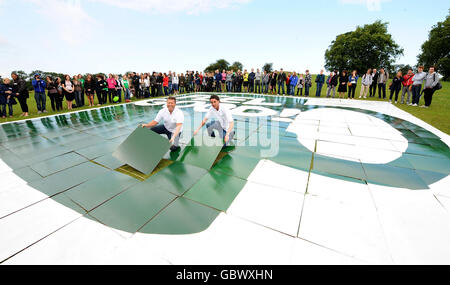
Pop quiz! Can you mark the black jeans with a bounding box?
[348,84,357,98]
[423,88,435,107]
[389,87,401,101]
[411,85,422,105]
[56,94,64,110]
[18,96,28,112]
[107,89,115,103]
[48,92,56,111]
[1,104,13,117]
[369,84,377,97]
[378,83,386,99]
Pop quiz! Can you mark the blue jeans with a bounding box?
[172,84,178,92]
[1,104,13,117]
[168,83,173,94]
[411,85,422,105]
[116,89,122,102]
[151,124,181,147]
[226,81,232,92]
[206,120,235,146]
[164,86,168,95]
[316,83,323,97]
[124,88,131,100]
[289,85,296,95]
[34,92,46,111]
[277,82,285,95]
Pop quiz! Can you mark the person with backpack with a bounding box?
[421,66,441,108]
[401,69,414,105]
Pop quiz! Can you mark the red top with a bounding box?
[402,74,414,86]
[163,76,169,87]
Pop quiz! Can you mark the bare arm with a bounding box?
[170,123,183,144]
[141,120,158,128]
[224,121,234,143]
[193,117,208,136]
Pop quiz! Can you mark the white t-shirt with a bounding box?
[205,105,233,131]
[154,107,184,133]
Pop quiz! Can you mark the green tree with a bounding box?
[204,59,230,73]
[262,63,273,73]
[229,61,243,71]
[324,20,403,74]
[417,11,450,80]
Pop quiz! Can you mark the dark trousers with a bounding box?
[423,88,435,107]
[74,90,83,107]
[411,85,422,105]
[1,104,13,117]
[151,124,181,146]
[48,92,56,111]
[151,85,157,97]
[249,80,254,92]
[305,84,310,96]
[255,81,261,93]
[18,97,28,112]
[348,84,357,98]
[389,87,401,101]
[56,94,64,110]
[378,83,386,99]
[369,84,377,97]
[278,82,285,95]
[316,83,324,97]
[97,90,106,104]
[297,87,303,96]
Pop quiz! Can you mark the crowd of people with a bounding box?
[0,66,442,118]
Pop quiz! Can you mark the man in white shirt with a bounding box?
[193,95,235,146]
[141,96,184,152]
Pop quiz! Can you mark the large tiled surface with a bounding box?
[0,93,449,264]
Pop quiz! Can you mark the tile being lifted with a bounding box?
[178,134,225,170]
[112,127,171,175]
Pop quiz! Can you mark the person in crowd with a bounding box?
[11,72,30,117]
[32,73,47,114]
[289,72,298,96]
[78,74,85,106]
[254,69,262,93]
[226,71,233,92]
[131,72,140,99]
[150,72,157,97]
[277,69,286,95]
[304,70,312,96]
[163,73,169,95]
[138,74,145,99]
[401,69,414,105]
[0,77,15,118]
[297,73,304,96]
[62,74,74,110]
[369,68,378,97]
[347,70,359,99]
[236,70,244,93]
[55,77,64,111]
[144,73,151,98]
[248,68,255,93]
[359,69,373,99]
[270,71,277,94]
[286,73,291,95]
[338,70,348,99]
[107,74,117,103]
[262,71,270,94]
[96,74,107,105]
[377,68,389,99]
[156,72,163,96]
[193,94,235,147]
[172,73,179,95]
[168,71,173,95]
[141,96,184,152]
[84,74,96,107]
[422,66,441,108]
[46,76,58,111]
[115,74,123,103]
[326,71,338,98]
[215,70,222,92]
[221,70,227,92]
[389,71,403,104]
[411,66,426,107]
[243,70,249,93]
[121,74,131,103]
[179,73,185,94]
[315,70,325,97]
[73,75,83,108]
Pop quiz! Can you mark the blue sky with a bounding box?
[0,0,448,77]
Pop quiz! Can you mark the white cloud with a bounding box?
[27,0,99,45]
[90,0,251,15]
[339,0,391,11]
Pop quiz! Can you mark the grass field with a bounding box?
[1,76,449,134]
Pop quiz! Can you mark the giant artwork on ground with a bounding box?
[0,93,449,264]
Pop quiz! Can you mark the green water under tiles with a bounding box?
[30,152,88,177]
[312,154,367,180]
[403,154,450,175]
[89,182,177,234]
[362,163,429,190]
[76,140,123,160]
[138,161,207,196]
[113,127,171,174]
[65,171,139,211]
[93,154,125,170]
[28,161,110,196]
[139,197,221,235]
[178,135,224,170]
[183,170,247,212]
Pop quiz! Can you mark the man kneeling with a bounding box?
[193,94,235,146]
[141,96,184,152]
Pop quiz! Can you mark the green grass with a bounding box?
[1,77,449,134]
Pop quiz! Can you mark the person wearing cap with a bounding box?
[193,94,235,147]
[141,96,184,152]
[32,73,47,114]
